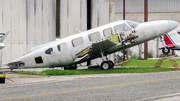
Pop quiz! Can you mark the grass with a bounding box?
[14,67,180,76]
[121,59,180,67]
[14,59,180,76]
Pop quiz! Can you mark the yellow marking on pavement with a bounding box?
[1,77,180,100]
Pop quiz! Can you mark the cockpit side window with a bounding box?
[45,48,53,54]
[114,23,129,33]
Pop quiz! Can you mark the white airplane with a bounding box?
[0,32,9,50]
[161,30,180,53]
[7,20,178,70]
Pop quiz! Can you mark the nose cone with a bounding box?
[169,20,178,30]
[0,43,5,49]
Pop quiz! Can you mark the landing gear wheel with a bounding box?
[100,61,111,70]
[64,65,77,70]
[162,47,170,53]
[108,60,114,68]
[70,65,77,70]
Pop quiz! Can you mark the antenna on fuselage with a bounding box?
[75,28,81,33]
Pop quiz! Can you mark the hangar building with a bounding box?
[0,0,180,67]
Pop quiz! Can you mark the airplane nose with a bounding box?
[0,43,5,49]
[169,20,178,30]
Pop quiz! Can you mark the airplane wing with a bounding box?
[0,31,9,43]
[74,38,118,63]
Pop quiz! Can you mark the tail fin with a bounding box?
[163,34,174,46]
[0,31,9,43]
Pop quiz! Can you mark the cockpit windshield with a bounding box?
[126,20,139,28]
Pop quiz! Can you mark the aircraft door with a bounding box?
[44,47,58,66]
[57,43,74,66]
[58,50,74,66]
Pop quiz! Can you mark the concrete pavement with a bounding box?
[1,71,180,100]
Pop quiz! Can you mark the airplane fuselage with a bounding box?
[8,20,178,69]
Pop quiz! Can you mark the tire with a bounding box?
[162,47,170,53]
[108,60,114,68]
[71,65,77,70]
[100,61,111,70]
[65,65,77,70]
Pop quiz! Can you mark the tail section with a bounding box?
[0,31,9,50]
[163,34,174,47]
[0,31,9,43]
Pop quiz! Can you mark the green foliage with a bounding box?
[130,55,139,60]
[120,59,180,67]
[14,67,180,76]
[148,51,153,58]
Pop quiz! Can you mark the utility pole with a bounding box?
[144,0,148,59]
[123,0,126,61]
[87,0,91,66]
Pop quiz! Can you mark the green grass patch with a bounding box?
[14,67,180,76]
[121,59,180,67]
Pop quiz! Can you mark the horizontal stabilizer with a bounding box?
[8,61,22,66]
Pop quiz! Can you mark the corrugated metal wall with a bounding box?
[0,0,56,65]
[91,0,116,64]
[60,0,115,37]
[115,0,180,13]
[60,0,116,65]
[60,0,87,38]
[91,0,115,27]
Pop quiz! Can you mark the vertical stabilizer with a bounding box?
[164,34,174,46]
[0,32,9,43]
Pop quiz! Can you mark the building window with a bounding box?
[72,37,84,47]
[103,28,112,37]
[57,43,68,52]
[45,48,53,54]
[88,32,101,42]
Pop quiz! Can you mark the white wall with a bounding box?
[0,0,56,65]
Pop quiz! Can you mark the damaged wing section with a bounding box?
[74,38,117,63]
[74,31,138,63]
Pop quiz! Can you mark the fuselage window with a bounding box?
[103,28,112,37]
[114,23,129,33]
[45,48,53,54]
[72,37,84,47]
[88,32,101,42]
[57,42,68,52]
